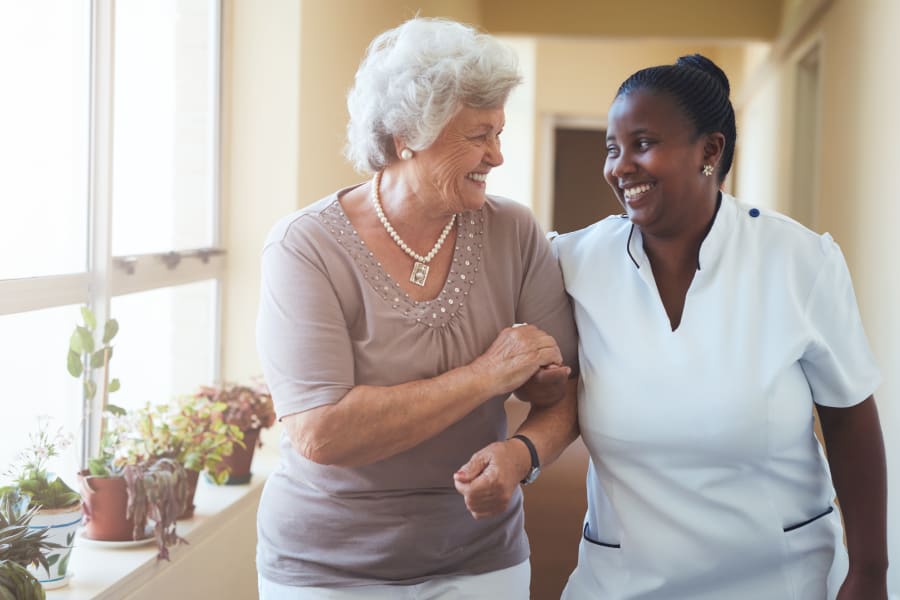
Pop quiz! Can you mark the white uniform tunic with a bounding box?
[554,194,880,600]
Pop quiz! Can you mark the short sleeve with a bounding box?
[515,220,579,371]
[256,234,354,419]
[799,237,881,407]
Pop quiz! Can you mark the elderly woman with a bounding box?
[255,18,578,599]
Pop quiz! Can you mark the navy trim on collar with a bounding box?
[626,224,640,269]
[697,192,723,271]
[624,191,725,272]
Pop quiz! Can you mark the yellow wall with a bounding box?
[220,0,302,382]
[487,36,537,208]
[482,0,781,39]
[819,4,899,587]
[737,0,900,590]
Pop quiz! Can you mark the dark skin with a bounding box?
[605,90,888,598]
[605,91,725,330]
[818,398,889,599]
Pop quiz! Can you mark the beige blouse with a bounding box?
[256,184,578,587]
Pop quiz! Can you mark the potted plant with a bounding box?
[79,409,189,560]
[127,398,243,519]
[0,491,59,600]
[67,307,188,560]
[195,382,275,484]
[0,418,80,589]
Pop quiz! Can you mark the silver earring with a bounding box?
[400,148,413,160]
[702,164,714,176]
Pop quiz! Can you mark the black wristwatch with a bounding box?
[511,434,541,485]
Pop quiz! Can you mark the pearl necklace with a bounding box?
[371,170,457,287]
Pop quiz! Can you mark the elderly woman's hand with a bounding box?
[471,324,564,398]
[453,439,530,519]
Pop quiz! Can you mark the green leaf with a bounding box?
[105,403,126,416]
[58,549,71,575]
[108,379,121,393]
[102,319,118,344]
[88,458,109,477]
[46,554,59,566]
[83,380,97,401]
[80,306,96,330]
[66,350,83,378]
[76,326,94,354]
[68,329,84,354]
[89,346,112,368]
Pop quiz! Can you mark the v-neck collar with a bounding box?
[625,192,735,275]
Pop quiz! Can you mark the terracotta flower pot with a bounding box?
[178,469,200,520]
[27,503,82,589]
[219,428,259,485]
[78,471,146,541]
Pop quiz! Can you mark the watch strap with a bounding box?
[511,434,540,484]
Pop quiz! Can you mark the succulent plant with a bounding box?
[0,492,58,573]
[0,491,60,600]
[122,458,189,561]
[0,561,44,600]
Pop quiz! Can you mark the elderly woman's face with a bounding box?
[417,106,505,212]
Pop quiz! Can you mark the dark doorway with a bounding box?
[552,127,623,234]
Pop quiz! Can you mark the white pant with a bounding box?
[258,560,530,599]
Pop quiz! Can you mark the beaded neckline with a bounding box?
[321,197,484,328]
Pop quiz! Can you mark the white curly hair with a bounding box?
[344,17,522,174]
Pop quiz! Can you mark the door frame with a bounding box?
[538,114,607,232]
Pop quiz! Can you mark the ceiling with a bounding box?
[481,0,783,41]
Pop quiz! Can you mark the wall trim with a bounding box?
[735,0,832,109]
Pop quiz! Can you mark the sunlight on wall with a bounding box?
[486,37,536,208]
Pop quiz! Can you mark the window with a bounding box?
[0,0,222,483]
[0,1,90,280]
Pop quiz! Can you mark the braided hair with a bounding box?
[615,54,736,183]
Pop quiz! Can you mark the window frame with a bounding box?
[0,0,225,470]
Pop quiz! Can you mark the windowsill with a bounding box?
[46,448,277,599]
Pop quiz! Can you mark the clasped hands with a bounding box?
[454,324,569,519]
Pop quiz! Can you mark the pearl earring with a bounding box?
[702,164,714,176]
[400,148,414,160]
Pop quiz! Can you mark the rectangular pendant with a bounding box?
[410,261,429,286]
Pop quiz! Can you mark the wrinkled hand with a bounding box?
[453,440,529,520]
[472,325,564,398]
[836,569,887,600]
[515,364,571,407]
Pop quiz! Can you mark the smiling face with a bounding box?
[604,91,720,237]
[412,105,505,213]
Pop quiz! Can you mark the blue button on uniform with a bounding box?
[749,208,760,218]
